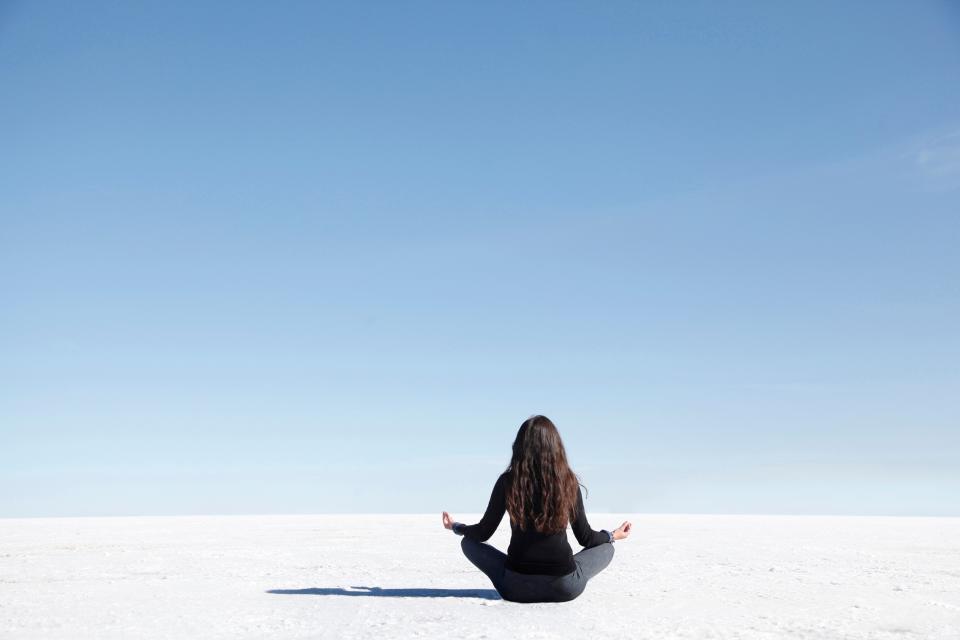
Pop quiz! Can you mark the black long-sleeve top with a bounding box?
[456,471,610,576]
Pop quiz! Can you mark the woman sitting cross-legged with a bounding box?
[442,414,632,603]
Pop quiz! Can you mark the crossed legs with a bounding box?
[460,536,615,600]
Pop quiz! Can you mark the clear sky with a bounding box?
[2,1,958,518]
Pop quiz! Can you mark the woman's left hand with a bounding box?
[441,511,455,530]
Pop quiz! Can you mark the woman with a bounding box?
[442,415,632,603]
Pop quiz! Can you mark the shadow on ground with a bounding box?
[267,586,501,600]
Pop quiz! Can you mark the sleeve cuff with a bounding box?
[452,522,466,535]
[606,529,614,543]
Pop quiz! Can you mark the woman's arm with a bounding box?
[570,485,613,548]
[443,473,507,542]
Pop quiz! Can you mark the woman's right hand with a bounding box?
[613,521,632,541]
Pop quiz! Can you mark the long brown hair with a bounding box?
[504,415,581,533]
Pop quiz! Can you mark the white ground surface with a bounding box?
[1,514,958,639]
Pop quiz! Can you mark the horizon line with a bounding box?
[2,511,958,521]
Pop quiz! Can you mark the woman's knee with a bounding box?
[460,535,483,560]
[602,541,616,566]
[576,542,615,579]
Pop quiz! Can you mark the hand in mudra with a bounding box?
[613,521,632,541]
[441,511,455,530]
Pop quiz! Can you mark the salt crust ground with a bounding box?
[1,514,958,639]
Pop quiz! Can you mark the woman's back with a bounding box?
[459,471,611,576]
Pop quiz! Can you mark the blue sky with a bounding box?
[2,1,958,517]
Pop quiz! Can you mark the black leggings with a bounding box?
[460,536,615,603]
